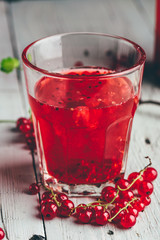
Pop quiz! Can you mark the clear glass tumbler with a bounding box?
[22,33,146,196]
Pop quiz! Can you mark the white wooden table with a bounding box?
[0,0,160,239]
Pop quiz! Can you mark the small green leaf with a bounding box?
[0,57,20,73]
[13,58,20,68]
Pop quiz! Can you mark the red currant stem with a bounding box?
[117,173,143,191]
[117,156,152,192]
[43,185,61,207]
[50,189,61,207]
[108,197,137,222]
[104,189,120,209]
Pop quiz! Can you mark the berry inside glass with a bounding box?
[22,33,146,196]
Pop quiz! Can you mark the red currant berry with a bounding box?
[138,181,153,196]
[26,138,36,149]
[115,199,128,208]
[132,199,145,212]
[78,209,93,223]
[115,179,130,190]
[41,199,56,206]
[128,172,143,189]
[25,132,35,138]
[110,206,125,223]
[75,204,86,215]
[42,191,53,200]
[29,183,40,195]
[101,186,119,203]
[19,122,33,133]
[140,196,151,206]
[142,167,158,182]
[95,209,110,225]
[120,190,134,201]
[0,228,5,240]
[58,200,74,217]
[16,117,29,130]
[41,202,57,220]
[120,213,136,229]
[56,193,68,203]
[127,207,139,218]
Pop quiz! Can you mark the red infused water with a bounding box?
[29,68,138,185]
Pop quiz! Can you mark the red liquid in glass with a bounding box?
[29,68,138,185]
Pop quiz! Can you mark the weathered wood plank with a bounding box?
[0,123,45,240]
[0,1,26,120]
[8,0,160,239]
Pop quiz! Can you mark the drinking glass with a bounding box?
[22,33,146,196]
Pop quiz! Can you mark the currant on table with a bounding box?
[16,118,158,229]
[28,157,157,229]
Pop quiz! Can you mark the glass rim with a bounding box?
[22,32,146,79]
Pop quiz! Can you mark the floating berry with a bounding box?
[110,206,125,223]
[101,186,119,203]
[29,183,40,195]
[95,209,110,225]
[138,181,153,196]
[140,196,151,206]
[115,179,130,190]
[142,167,158,182]
[120,213,136,229]
[41,202,57,220]
[127,172,143,189]
[120,190,134,201]
[78,208,93,223]
[58,200,74,217]
[0,228,5,240]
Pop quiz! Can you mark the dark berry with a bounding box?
[78,209,93,223]
[41,191,53,200]
[58,200,74,217]
[29,183,40,195]
[41,202,57,219]
[56,193,68,203]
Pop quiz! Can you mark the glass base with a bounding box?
[43,172,124,197]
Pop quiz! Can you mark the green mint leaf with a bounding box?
[0,57,20,73]
[13,58,20,68]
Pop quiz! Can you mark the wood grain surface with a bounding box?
[0,0,160,239]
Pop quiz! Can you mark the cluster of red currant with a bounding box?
[29,159,157,229]
[16,117,36,150]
